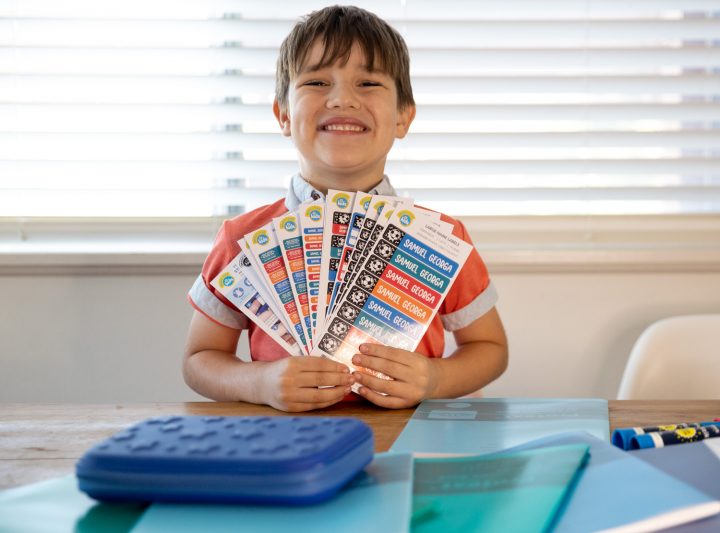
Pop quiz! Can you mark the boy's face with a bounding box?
[274,40,415,190]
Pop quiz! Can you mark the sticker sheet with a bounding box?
[328,193,372,316]
[315,189,355,336]
[312,206,472,371]
[238,239,294,333]
[244,222,309,354]
[297,200,324,336]
[333,196,414,310]
[212,252,303,356]
[273,211,313,351]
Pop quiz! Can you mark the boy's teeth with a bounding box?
[324,124,365,132]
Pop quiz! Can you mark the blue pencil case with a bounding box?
[75,415,374,505]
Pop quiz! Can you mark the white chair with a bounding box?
[617,314,720,400]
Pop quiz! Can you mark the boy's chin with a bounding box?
[322,164,382,180]
[311,157,375,173]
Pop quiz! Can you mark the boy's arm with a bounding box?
[351,307,508,409]
[183,311,353,412]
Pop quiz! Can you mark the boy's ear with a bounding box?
[272,98,292,137]
[395,104,416,139]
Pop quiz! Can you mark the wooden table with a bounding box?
[2,400,719,491]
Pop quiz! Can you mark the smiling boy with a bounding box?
[184,6,508,412]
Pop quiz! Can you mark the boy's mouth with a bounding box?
[318,118,369,133]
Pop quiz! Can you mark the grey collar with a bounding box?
[284,174,396,210]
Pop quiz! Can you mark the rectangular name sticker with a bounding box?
[361,295,424,339]
[397,234,460,277]
[390,250,451,294]
[381,265,442,307]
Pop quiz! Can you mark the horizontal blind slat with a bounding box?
[3,103,720,124]
[2,0,719,21]
[3,48,718,74]
[2,160,718,178]
[1,0,718,219]
[2,75,717,105]
[3,190,719,217]
[3,19,719,48]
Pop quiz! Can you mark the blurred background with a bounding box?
[1,0,718,402]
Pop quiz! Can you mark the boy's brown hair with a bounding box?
[275,5,415,112]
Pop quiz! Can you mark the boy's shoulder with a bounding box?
[413,204,472,244]
[219,198,289,242]
[201,197,289,287]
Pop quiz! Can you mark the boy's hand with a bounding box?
[260,357,354,412]
[351,343,439,409]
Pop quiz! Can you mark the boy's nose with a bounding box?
[325,84,360,109]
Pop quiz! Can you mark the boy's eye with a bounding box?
[360,81,382,87]
[303,80,327,86]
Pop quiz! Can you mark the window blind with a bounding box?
[1,0,718,222]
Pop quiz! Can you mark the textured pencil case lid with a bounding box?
[75,415,374,505]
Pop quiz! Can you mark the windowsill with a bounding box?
[1,215,719,275]
[2,243,719,276]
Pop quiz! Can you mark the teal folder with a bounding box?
[391,398,609,455]
[0,475,146,533]
[132,452,413,533]
[411,444,589,533]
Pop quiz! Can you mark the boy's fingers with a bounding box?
[285,397,346,412]
[352,354,407,381]
[358,344,414,365]
[353,372,399,396]
[295,371,354,388]
[294,384,351,404]
[356,386,408,409]
[296,357,350,373]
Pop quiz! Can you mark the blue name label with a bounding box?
[259,246,281,263]
[361,295,423,339]
[283,237,301,250]
[397,235,460,276]
[354,311,417,345]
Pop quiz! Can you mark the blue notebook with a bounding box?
[391,398,609,455]
[131,452,413,533]
[510,432,720,533]
[411,444,589,533]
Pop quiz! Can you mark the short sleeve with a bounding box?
[187,220,248,330]
[438,218,498,331]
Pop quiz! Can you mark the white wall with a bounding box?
[485,271,720,398]
[2,266,718,402]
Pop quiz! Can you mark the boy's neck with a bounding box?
[300,171,386,195]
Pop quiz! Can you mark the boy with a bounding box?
[184,5,508,412]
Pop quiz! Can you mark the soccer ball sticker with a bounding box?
[339,302,361,322]
[318,334,340,355]
[384,225,405,245]
[366,255,387,276]
[375,241,395,260]
[352,215,364,229]
[358,272,378,291]
[333,212,351,225]
[348,287,369,306]
[328,318,351,340]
